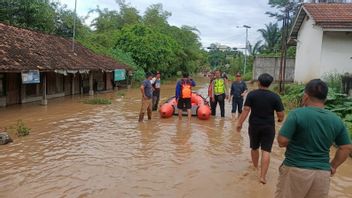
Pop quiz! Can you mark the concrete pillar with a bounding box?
[71,74,75,95]
[89,71,94,96]
[42,73,47,105]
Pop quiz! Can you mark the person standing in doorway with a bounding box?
[151,71,161,111]
[237,73,285,184]
[212,70,229,117]
[175,72,196,121]
[138,72,153,122]
[275,79,352,198]
[230,72,248,118]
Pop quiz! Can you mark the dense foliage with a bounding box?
[279,83,352,140]
[0,0,206,82]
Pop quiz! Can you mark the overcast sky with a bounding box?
[59,0,277,48]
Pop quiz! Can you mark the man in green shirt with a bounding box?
[276,79,352,198]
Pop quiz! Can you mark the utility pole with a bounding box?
[244,25,250,75]
[72,0,77,53]
[279,7,290,94]
[237,25,251,75]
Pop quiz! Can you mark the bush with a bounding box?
[322,71,342,93]
[6,120,31,137]
[280,83,305,111]
[83,98,112,105]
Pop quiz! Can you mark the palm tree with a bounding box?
[258,23,281,53]
[248,40,264,58]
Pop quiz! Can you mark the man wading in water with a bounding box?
[138,72,153,122]
[275,79,352,198]
[230,72,247,118]
[175,72,196,121]
[237,73,285,184]
[151,71,161,111]
[211,70,229,117]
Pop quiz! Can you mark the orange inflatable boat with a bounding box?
[159,92,211,120]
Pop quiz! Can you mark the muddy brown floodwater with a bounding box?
[0,78,351,198]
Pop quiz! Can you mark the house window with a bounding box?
[0,74,5,96]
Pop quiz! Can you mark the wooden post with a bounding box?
[20,84,26,104]
[71,74,75,95]
[89,71,94,96]
[41,72,47,105]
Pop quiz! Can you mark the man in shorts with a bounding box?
[275,79,352,198]
[175,72,196,121]
[237,73,285,184]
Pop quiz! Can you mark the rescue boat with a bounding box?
[159,92,211,120]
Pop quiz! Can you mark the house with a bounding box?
[289,3,352,82]
[0,23,130,107]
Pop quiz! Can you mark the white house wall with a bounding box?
[320,31,352,77]
[294,16,324,82]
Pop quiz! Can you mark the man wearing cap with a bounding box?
[138,72,153,122]
[151,71,161,111]
[230,72,248,118]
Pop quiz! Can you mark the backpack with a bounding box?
[181,80,192,99]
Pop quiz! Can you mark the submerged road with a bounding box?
[0,78,351,198]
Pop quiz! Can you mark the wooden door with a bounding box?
[6,73,21,105]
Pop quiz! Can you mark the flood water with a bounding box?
[0,78,351,198]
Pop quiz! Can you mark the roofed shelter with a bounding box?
[0,23,129,107]
[289,3,352,82]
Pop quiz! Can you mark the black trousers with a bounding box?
[152,90,160,111]
[232,97,244,114]
[211,93,225,117]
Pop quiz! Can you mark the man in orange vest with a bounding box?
[175,72,196,121]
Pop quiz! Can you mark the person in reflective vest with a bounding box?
[211,70,229,117]
[175,72,196,121]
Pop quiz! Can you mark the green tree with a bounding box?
[115,24,179,75]
[116,0,141,26]
[0,0,57,33]
[248,40,264,57]
[143,3,171,28]
[90,7,122,32]
[258,23,281,53]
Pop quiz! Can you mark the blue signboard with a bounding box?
[114,69,126,81]
[22,70,40,84]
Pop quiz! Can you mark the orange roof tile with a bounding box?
[303,3,352,27]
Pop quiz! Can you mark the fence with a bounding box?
[253,57,295,82]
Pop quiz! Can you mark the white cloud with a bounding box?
[58,0,277,48]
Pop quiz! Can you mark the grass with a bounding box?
[116,92,126,97]
[83,98,112,105]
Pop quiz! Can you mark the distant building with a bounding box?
[289,3,352,82]
[0,23,130,107]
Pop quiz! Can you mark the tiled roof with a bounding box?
[304,3,352,23]
[0,23,129,72]
[288,3,352,45]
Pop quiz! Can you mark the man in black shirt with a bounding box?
[237,73,285,184]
